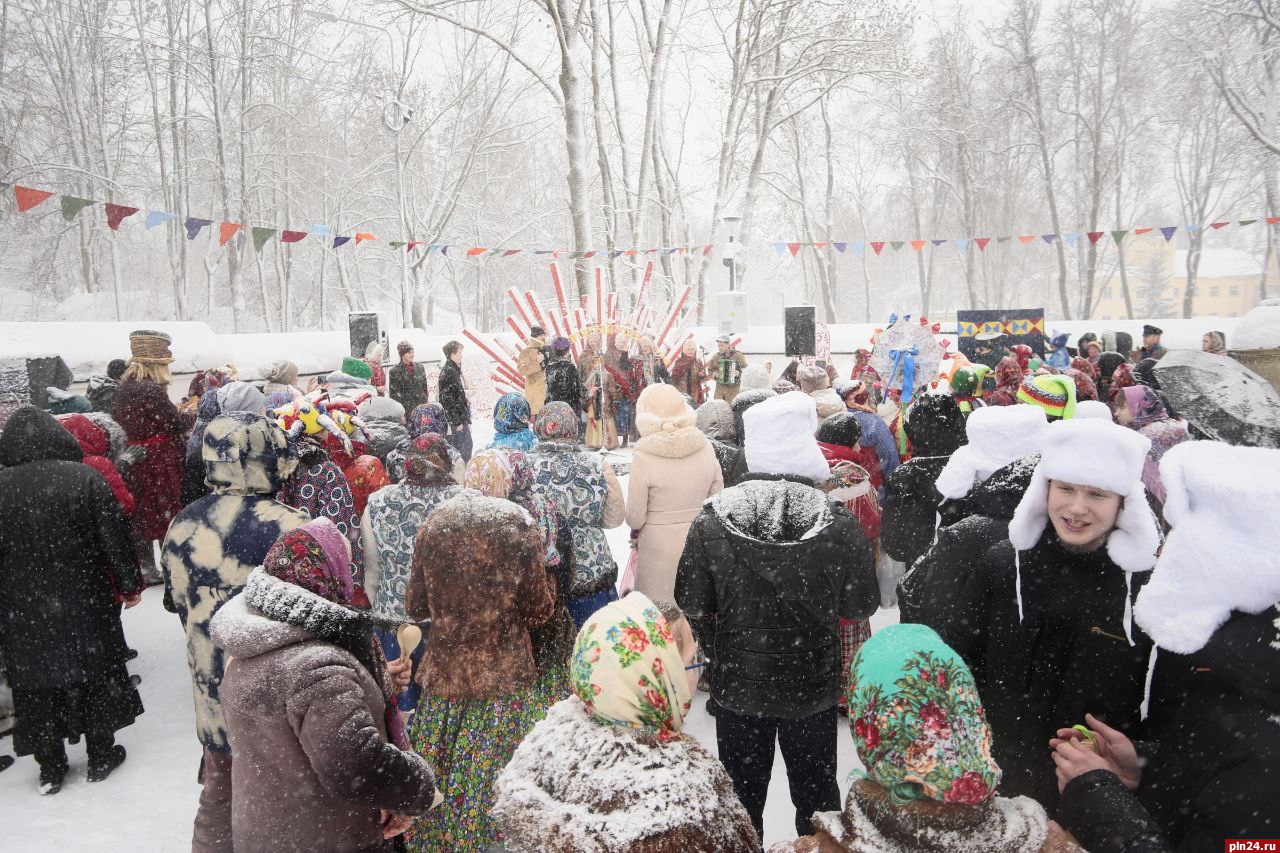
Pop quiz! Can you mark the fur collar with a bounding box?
[634,425,708,459]
[240,567,368,643]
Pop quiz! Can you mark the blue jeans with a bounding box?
[567,588,618,629]
[446,425,473,463]
[376,626,426,712]
[614,399,631,438]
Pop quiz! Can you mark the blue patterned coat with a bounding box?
[526,441,622,597]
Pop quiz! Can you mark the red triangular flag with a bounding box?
[14,185,55,213]
[466,247,487,256]
[219,222,242,246]
[280,230,307,244]
[104,203,140,230]
[502,249,522,257]
[1017,235,1036,244]
[1134,227,1153,236]
[1267,216,1280,225]
[870,241,885,255]
[786,243,801,257]
[1087,231,1105,244]
[910,240,926,251]
[975,237,991,252]
[703,244,713,255]
[1209,221,1231,230]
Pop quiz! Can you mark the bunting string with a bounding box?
[4,180,1273,260]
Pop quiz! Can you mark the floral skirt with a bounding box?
[406,667,568,852]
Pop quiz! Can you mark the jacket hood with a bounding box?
[202,412,299,496]
[710,478,833,544]
[696,399,736,443]
[58,413,109,458]
[0,405,82,466]
[1193,606,1280,714]
[211,569,369,660]
[634,425,708,459]
[945,454,1039,524]
[493,697,758,853]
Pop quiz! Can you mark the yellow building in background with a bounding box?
[1091,240,1263,320]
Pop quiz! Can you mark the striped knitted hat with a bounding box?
[1016,374,1076,420]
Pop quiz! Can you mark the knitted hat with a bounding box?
[904,394,965,457]
[1074,400,1113,421]
[550,336,572,353]
[935,405,1048,500]
[1016,374,1077,420]
[529,326,546,340]
[815,412,861,449]
[848,624,1002,804]
[261,359,299,386]
[262,518,357,607]
[739,363,771,392]
[532,401,579,443]
[340,356,373,381]
[635,383,695,437]
[715,333,732,344]
[949,366,980,397]
[1134,442,1280,655]
[742,391,831,483]
[797,365,829,393]
[1008,418,1160,635]
[396,340,414,358]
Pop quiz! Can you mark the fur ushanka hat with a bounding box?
[935,405,1049,501]
[1007,418,1160,640]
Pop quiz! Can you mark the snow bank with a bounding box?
[1230,298,1280,350]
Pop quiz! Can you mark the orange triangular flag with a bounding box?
[466,247,487,256]
[354,232,376,244]
[14,185,55,213]
[1134,227,1153,236]
[219,222,243,246]
[813,242,828,250]
[910,240,926,251]
[1017,235,1037,244]
[1267,216,1280,225]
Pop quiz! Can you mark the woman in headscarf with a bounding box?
[1070,355,1097,381]
[1064,368,1098,403]
[345,455,390,517]
[1094,351,1129,402]
[667,338,707,406]
[488,392,536,452]
[881,394,966,571]
[386,403,464,483]
[210,520,435,850]
[983,356,1026,407]
[403,493,555,851]
[465,449,576,706]
[362,434,471,714]
[527,402,626,626]
[623,335,671,442]
[1201,330,1228,354]
[778,624,1080,852]
[1112,385,1191,507]
[492,594,758,852]
[277,428,364,588]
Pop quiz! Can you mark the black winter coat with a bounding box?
[437,360,470,428]
[937,529,1158,810]
[387,361,429,412]
[544,358,584,416]
[0,407,141,690]
[1059,606,1280,852]
[675,473,878,719]
[707,437,738,485]
[897,454,1036,626]
[880,455,950,569]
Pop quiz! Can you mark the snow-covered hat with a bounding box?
[935,405,1049,500]
[1007,418,1160,637]
[743,391,831,483]
[1074,400,1113,420]
[1134,442,1280,655]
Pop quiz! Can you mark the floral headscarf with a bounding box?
[570,592,692,739]
[1107,362,1136,403]
[1121,385,1169,429]
[262,518,357,606]
[403,433,455,483]
[345,455,390,517]
[493,392,532,435]
[993,356,1024,391]
[407,403,449,439]
[465,448,560,567]
[1065,368,1098,402]
[533,401,579,443]
[1070,356,1097,380]
[848,623,1001,805]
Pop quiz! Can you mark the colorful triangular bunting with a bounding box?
[104,204,139,231]
[1134,227,1153,236]
[14,185,54,213]
[910,240,926,251]
[145,211,177,230]
[1238,219,1257,226]
[184,217,213,240]
[931,239,946,247]
[1111,229,1128,244]
[251,227,276,251]
[1210,221,1231,230]
[60,196,94,221]
[1160,226,1177,241]
[1063,233,1080,247]
[975,237,991,252]
[870,241,885,255]
[787,243,801,257]
[280,230,308,243]
[219,222,242,246]
[1040,234,1056,244]
[466,247,487,256]
[890,241,905,252]
[1086,231,1104,244]
[333,236,352,248]
[953,239,968,252]
[832,242,847,253]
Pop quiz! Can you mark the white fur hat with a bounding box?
[1074,400,1114,420]
[743,391,831,483]
[1134,441,1280,654]
[1007,418,1161,639]
[935,405,1049,500]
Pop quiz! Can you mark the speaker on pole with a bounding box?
[348,312,387,361]
[784,306,816,357]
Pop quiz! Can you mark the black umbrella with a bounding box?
[1153,349,1280,448]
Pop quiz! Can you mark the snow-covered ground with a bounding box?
[0,417,894,850]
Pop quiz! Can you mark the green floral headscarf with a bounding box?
[848,624,1001,804]
[570,592,692,739]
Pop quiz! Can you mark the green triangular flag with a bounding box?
[996,236,1012,243]
[1111,229,1128,244]
[890,241,905,252]
[1239,219,1257,226]
[251,227,276,251]
[569,251,585,259]
[60,195,94,221]
[389,240,406,249]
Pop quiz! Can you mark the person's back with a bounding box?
[880,394,966,569]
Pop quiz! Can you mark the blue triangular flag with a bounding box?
[850,242,865,256]
[1185,223,1201,233]
[953,239,969,252]
[145,211,177,230]
[832,242,847,253]
[333,236,352,248]
[310,224,333,237]
[184,217,213,240]
[1160,226,1177,241]
[773,243,786,256]
[1063,233,1080,247]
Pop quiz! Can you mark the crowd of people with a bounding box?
[0,320,1276,852]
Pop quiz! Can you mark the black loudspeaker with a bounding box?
[348,312,385,360]
[784,306,816,356]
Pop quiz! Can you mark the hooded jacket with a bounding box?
[160,412,310,751]
[675,475,878,718]
[211,573,438,852]
[1058,606,1280,851]
[0,407,141,704]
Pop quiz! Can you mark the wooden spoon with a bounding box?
[396,624,422,665]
